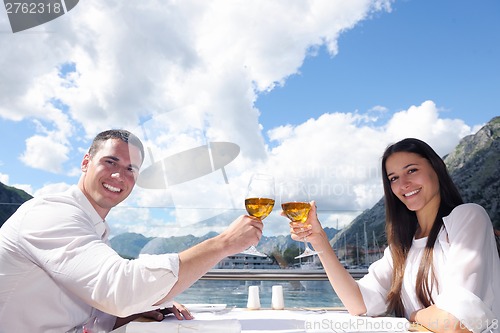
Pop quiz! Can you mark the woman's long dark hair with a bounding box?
[381,138,463,316]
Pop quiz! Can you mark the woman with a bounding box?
[290,138,499,333]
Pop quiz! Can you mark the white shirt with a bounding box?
[357,203,500,333]
[0,186,180,333]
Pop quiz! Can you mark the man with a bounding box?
[0,129,263,332]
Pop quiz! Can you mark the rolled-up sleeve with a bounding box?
[357,246,393,316]
[435,204,499,333]
[86,251,181,317]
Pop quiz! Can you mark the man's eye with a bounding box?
[104,160,118,168]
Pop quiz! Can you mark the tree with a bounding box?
[283,244,300,266]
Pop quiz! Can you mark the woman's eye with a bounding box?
[408,168,418,174]
[389,176,398,183]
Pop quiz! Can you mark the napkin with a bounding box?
[185,304,227,312]
[122,319,241,333]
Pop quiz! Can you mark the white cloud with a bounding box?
[34,183,72,196]
[0,173,8,185]
[20,135,70,173]
[385,100,473,157]
[0,0,394,171]
[266,112,387,210]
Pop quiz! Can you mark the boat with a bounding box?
[214,252,280,269]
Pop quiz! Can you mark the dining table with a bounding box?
[110,305,428,333]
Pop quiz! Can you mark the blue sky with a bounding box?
[257,0,499,130]
[0,0,498,238]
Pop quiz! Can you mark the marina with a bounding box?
[175,278,342,309]
[174,268,368,309]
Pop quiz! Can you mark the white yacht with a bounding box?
[215,252,280,269]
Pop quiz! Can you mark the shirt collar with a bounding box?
[68,185,110,240]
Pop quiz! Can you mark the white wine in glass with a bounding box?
[243,173,275,256]
[280,180,320,259]
[281,202,310,223]
[245,197,275,220]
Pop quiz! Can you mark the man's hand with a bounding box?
[159,301,194,320]
[113,301,193,329]
[218,215,263,255]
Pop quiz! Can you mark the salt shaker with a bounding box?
[271,285,285,310]
[247,285,261,310]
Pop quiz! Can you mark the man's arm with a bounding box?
[157,215,263,303]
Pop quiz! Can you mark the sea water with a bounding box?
[174,279,343,309]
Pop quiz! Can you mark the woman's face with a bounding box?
[385,152,441,216]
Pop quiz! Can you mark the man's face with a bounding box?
[79,138,143,219]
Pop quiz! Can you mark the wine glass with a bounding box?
[243,173,275,256]
[280,179,320,259]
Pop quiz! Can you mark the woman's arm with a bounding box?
[411,305,471,333]
[289,201,367,315]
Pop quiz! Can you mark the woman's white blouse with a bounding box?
[357,203,500,333]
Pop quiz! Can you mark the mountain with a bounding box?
[140,231,218,254]
[109,233,153,259]
[331,116,500,249]
[136,227,339,258]
[445,116,500,228]
[0,182,32,228]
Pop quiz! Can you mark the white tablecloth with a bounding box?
[112,307,415,333]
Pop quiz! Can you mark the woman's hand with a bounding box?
[410,306,472,333]
[286,200,325,246]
